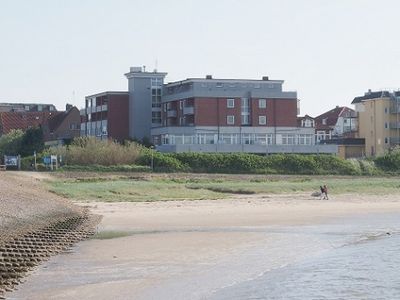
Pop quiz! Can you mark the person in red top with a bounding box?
[323,185,329,200]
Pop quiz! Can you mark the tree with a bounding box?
[0,129,24,158]
[20,127,45,157]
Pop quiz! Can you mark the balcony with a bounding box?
[86,105,108,114]
[167,110,177,118]
[390,137,400,144]
[390,122,400,129]
[183,106,194,115]
[390,107,400,114]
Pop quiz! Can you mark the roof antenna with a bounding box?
[154,58,158,73]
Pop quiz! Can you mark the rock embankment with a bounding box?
[0,172,100,299]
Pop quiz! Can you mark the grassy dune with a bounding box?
[47,173,400,202]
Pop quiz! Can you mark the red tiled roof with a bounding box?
[0,111,62,135]
[314,106,354,130]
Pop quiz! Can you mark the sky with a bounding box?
[1,0,399,116]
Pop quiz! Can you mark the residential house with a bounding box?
[0,104,81,145]
[314,106,357,143]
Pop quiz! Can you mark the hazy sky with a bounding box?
[1,0,399,116]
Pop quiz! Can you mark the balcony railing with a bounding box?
[167,110,177,118]
[183,106,194,115]
[390,122,400,129]
[390,137,400,144]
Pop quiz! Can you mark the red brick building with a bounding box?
[81,91,129,142]
[152,76,321,152]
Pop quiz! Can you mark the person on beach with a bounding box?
[319,186,324,200]
[323,185,329,200]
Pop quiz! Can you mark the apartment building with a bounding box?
[81,91,129,142]
[352,90,400,156]
[151,76,336,154]
[82,67,337,154]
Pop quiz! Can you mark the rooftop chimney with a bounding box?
[66,103,73,111]
[206,75,212,79]
[262,76,269,81]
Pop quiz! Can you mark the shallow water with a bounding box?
[209,213,400,300]
[9,212,400,300]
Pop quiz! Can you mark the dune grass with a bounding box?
[48,174,400,202]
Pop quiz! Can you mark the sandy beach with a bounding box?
[8,192,400,300]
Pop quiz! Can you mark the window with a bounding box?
[282,134,296,145]
[227,115,235,125]
[241,98,250,125]
[227,99,235,108]
[152,111,161,124]
[385,107,388,114]
[180,101,183,110]
[151,87,162,108]
[385,137,389,144]
[259,99,267,109]
[69,123,76,130]
[322,118,327,125]
[258,116,267,125]
[302,119,314,127]
[385,122,388,129]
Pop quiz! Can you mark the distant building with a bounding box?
[314,106,357,143]
[352,90,400,156]
[297,115,315,128]
[44,105,81,145]
[81,91,129,142]
[0,103,56,113]
[0,104,80,145]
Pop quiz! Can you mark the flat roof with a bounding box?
[165,78,284,88]
[85,91,129,98]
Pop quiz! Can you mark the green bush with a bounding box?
[45,137,142,166]
[137,150,189,172]
[374,148,400,173]
[59,164,151,172]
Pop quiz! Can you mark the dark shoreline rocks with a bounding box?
[0,173,100,298]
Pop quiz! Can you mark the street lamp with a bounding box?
[150,146,154,171]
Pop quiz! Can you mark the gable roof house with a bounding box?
[44,105,81,145]
[314,106,357,143]
[0,104,81,145]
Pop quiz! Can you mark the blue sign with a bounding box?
[43,156,51,164]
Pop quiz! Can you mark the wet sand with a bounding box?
[9,193,400,300]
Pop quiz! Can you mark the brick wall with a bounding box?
[108,94,129,141]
